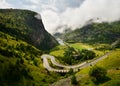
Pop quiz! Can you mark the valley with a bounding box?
[0,9,120,86]
[41,51,111,73]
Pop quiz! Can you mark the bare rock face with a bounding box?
[0,9,59,50]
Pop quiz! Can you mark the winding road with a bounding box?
[41,52,112,73]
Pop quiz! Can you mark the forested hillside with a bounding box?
[0,9,60,86]
[61,21,120,45]
[0,9,58,50]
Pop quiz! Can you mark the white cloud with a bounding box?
[42,0,120,33]
[1,0,120,34]
[79,0,120,22]
[28,0,39,4]
[41,10,61,33]
[0,0,13,8]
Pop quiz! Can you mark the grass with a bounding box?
[76,50,119,78]
[0,32,62,86]
[96,50,120,69]
[50,45,120,86]
[49,43,107,68]
[50,49,65,57]
[50,45,66,57]
[50,42,106,66]
[75,50,120,86]
[93,50,105,57]
[50,43,99,56]
[103,80,120,86]
[76,67,91,75]
[70,43,93,50]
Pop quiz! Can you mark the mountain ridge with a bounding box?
[0,9,60,86]
[0,9,59,50]
[58,21,120,45]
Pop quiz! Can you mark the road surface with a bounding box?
[41,52,112,73]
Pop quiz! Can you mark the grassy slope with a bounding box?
[51,50,120,86]
[50,45,66,57]
[0,31,60,86]
[50,43,106,65]
[76,50,120,86]
[50,43,94,56]
[97,50,120,69]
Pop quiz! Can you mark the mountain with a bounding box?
[0,31,60,86]
[60,21,120,45]
[0,9,60,86]
[0,9,59,50]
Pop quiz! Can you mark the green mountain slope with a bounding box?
[62,21,120,44]
[0,28,61,86]
[0,31,60,86]
[0,9,60,86]
[0,9,58,50]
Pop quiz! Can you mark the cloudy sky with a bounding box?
[0,0,120,33]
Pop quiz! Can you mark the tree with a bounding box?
[68,68,73,74]
[63,47,75,64]
[71,74,77,85]
[80,49,96,60]
[89,66,107,82]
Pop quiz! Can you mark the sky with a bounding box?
[0,0,120,34]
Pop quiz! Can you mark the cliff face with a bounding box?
[0,9,59,50]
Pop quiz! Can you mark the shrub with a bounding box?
[71,74,77,85]
[89,66,107,82]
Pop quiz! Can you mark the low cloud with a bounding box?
[41,10,61,33]
[41,0,120,33]
[1,0,120,34]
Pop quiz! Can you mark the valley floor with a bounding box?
[49,50,120,86]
